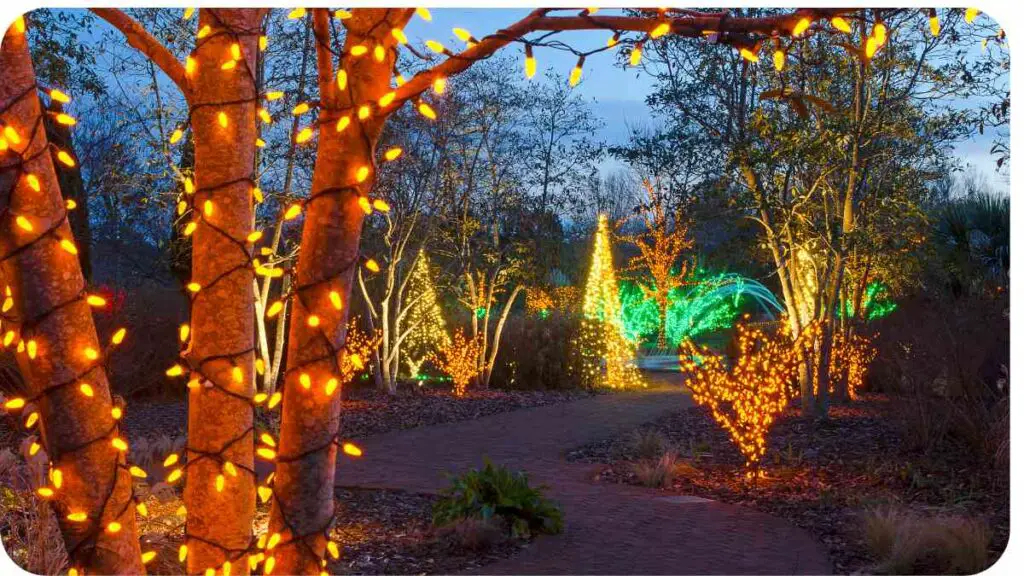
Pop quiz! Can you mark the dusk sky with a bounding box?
[405,9,1009,193]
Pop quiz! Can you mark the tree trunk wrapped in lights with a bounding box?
[579,214,643,389]
[92,6,267,571]
[0,17,143,573]
[679,320,814,478]
[266,9,412,574]
[178,9,264,572]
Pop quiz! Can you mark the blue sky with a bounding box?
[405,9,1008,193]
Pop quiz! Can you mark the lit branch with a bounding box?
[387,7,855,113]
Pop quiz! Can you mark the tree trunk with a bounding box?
[0,22,143,574]
[483,285,523,388]
[267,9,413,573]
[182,9,262,573]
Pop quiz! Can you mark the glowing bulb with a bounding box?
[325,378,339,395]
[831,16,851,33]
[358,105,371,120]
[336,116,351,132]
[336,70,347,91]
[67,512,88,522]
[296,127,314,143]
[79,383,94,397]
[793,17,811,37]
[524,45,536,79]
[416,7,432,21]
[112,327,126,344]
[740,47,759,63]
[418,102,436,120]
[218,112,228,128]
[365,259,380,273]
[391,28,408,44]
[267,301,284,318]
[111,437,128,451]
[569,56,584,87]
[284,204,302,220]
[356,166,370,183]
[335,9,352,19]
[287,8,306,19]
[773,50,785,70]
[966,8,979,24]
[650,22,670,38]
[426,40,445,53]
[307,315,320,327]
[329,291,343,310]
[197,25,211,39]
[87,294,107,307]
[166,364,185,377]
[350,45,368,57]
[629,45,643,67]
[342,443,362,457]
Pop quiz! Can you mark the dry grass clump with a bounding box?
[0,446,67,575]
[629,429,667,461]
[632,451,678,488]
[863,506,990,574]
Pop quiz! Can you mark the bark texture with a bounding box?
[0,23,143,574]
[181,8,262,572]
[267,8,413,574]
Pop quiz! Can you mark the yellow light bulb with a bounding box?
[433,77,446,94]
[416,7,432,21]
[336,70,347,91]
[284,204,302,220]
[831,16,851,33]
[391,28,408,44]
[296,127,314,144]
[79,383,94,397]
[418,102,436,120]
[793,17,811,37]
[336,116,351,132]
[112,327,127,344]
[426,40,445,54]
[650,22,670,38]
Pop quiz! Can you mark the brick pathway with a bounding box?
[336,376,832,574]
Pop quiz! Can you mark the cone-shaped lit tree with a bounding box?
[403,250,450,379]
[578,214,643,389]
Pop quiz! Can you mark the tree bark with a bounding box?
[0,22,143,574]
[267,9,413,574]
[181,8,263,573]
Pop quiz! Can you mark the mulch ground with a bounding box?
[115,386,594,442]
[130,487,524,575]
[567,394,1009,574]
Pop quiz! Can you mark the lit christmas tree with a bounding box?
[403,250,450,378]
[577,215,644,389]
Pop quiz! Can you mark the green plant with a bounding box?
[432,458,563,539]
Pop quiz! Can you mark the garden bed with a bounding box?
[567,394,1009,573]
[1,479,525,575]
[115,386,595,442]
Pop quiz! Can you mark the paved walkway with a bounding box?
[336,376,832,574]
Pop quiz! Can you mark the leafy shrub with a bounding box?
[432,458,563,539]
[490,312,589,390]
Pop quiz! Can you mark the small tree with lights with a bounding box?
[678,319,813,482]
[430,328,482,397]
[620,178,694,350]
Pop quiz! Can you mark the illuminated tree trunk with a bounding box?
[267,9,413,574]
[0,21,142,574]
[181,9,262,572]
